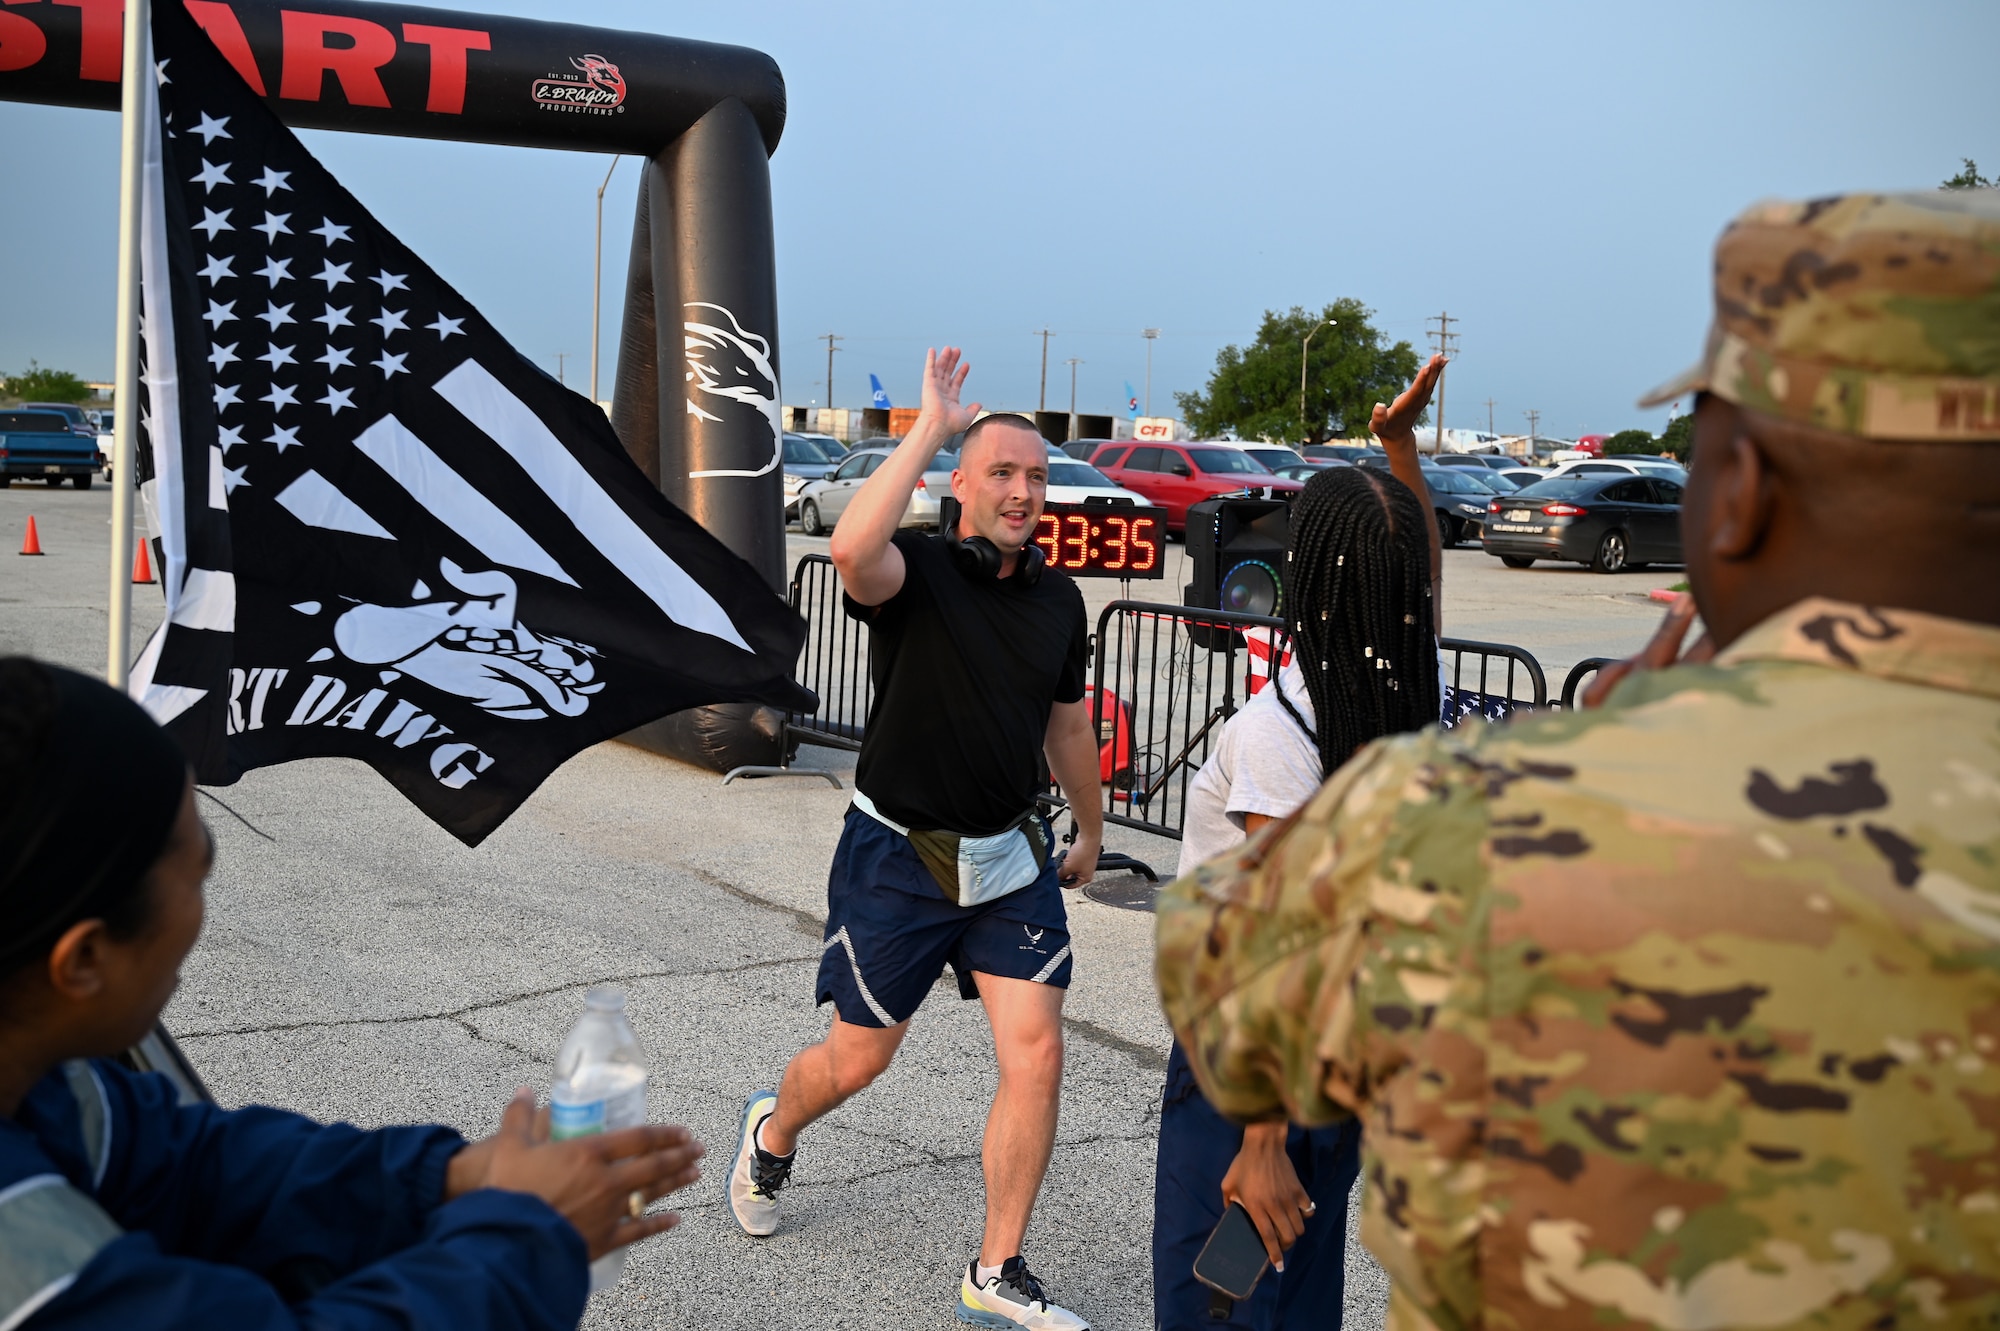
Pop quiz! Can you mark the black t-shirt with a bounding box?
[846,531,1088,836]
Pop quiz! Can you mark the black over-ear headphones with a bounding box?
[950,533,1045,587]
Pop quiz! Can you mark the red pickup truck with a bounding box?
[1085,442,1303,532]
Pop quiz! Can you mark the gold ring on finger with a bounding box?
[628,1190,645,1219]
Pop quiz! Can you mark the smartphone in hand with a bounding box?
[1193,1202,1269,1301]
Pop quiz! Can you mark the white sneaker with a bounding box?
[957,1257,1089,1330]
[727,1090,792,1237]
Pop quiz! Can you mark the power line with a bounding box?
[1036,327,1053,412]
[1425,311,1459,453]
[819,332,843,411]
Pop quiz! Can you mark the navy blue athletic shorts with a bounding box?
[815,806,1073,1028]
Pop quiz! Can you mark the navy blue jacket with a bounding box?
[0,1058,587,1329]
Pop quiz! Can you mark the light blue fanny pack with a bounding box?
[852,790,1048,907]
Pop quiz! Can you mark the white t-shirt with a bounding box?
[1175,661,1324,877]
[1175,653,1452,878]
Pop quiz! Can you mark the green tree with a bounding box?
[1603,429,1656,455]
[1175,301,1420,444]
[2,361,91,404]
[1943,158,1992,190]
[1657,412,1694,464]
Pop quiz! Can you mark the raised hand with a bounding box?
[1370,354,1447,447]
[919,346,981,437]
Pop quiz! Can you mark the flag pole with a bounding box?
[106,0,150,690]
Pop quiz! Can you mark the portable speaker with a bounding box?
[1183,497,1291,651]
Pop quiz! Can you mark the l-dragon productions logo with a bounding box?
[532,54,628,115]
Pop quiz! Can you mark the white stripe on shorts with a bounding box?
[1030,943,1072,985]
[824,926,897,1026]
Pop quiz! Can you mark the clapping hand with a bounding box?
[1580,593,1715,708]
[1370,354,1447,448]
[919,346,981,438]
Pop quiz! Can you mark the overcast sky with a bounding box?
[2,0,1992,439]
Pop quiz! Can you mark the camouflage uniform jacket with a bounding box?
[1156,598,2000,1329]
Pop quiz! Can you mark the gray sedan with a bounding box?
[796,447,955,535]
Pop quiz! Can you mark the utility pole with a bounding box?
[556,352,568,385]
[589,155,620,406]
[1036,328,1053,412]
[820,332,843,415]
[1300,318,1334,443]
[1524,408,1541,460]
[1425,312,1459,454]
[1065,358,1083,440]
[1483,397,1496,439]
[1142,328,1160,416]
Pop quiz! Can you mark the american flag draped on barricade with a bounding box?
[127,0,811,845]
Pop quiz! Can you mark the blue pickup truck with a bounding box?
[0,408,101,488]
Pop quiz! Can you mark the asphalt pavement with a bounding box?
[1,483,1684,1330]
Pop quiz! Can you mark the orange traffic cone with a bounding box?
[133,539,156,584]
[19,516,43,556]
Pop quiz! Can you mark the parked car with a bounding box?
[0,409,101,488]
[1032,459,1144,505]
[1352,456,1514,545]
[796,447,955,535]
[20,402,97,438]
[1544,457,1689,484]
[1480,473,1685,573]
[1084,442,1304,532]
[1061,438,1118,461]
[1303,443,1378,465]
[1044,459,1149,506]
[1419,466,1506,546]
[791,431,848,455]
[1233,444,1304,473]
[1432,453,1516,473]
[781,433,843,518]
[1497,468,1548,490]
[1270,459,1350,482]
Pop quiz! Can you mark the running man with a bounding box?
[730,347,1103,1331]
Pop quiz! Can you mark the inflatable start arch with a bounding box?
[1,0,795,769]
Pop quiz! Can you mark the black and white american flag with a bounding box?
[129,0,811,846]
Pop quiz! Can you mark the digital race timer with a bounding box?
[1032,502,1167,579]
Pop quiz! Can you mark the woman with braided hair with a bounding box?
[1151,357,1444,1331]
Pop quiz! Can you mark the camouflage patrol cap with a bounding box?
[1639,190,2000,440]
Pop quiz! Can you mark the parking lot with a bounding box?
[3,482,1685,1331]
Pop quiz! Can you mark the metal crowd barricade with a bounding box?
[1073,604,1551,851]
[741,555,1563,856]
[721,553,860,785]
[1440,636,1548,721]
[1560,657,1618,709]
[784,554,870,752]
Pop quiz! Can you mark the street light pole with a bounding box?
[1065,357,1083,441]
[1142,328,1159,417]
[590,155,621,407]
[1300,319,1333,443]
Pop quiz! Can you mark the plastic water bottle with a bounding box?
[550,987,649,1292]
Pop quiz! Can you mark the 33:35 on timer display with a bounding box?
[1031,504,1167,579]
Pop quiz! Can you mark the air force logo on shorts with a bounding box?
[816,810,1074,1028]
